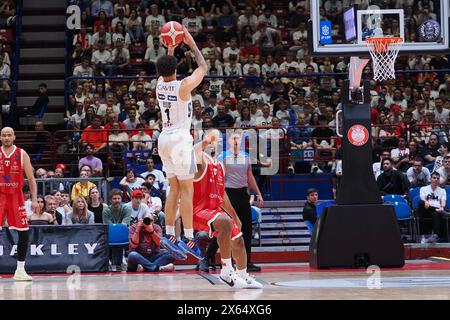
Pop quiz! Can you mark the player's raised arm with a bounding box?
[22,151,39,214]
[179,26,207,100]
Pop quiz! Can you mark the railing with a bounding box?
[0,77,17,126]
[27,177,108,201]
[8,0,23,124]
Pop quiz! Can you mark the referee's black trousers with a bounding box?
[226,187,253,264]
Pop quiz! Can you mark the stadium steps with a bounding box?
[248,201,315,247]
[18,0,67,128]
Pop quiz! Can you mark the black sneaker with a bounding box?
[198,258,209,273]
[247,263,261,272]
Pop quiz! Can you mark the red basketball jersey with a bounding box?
[0,146,24,194]
[193,154,225,211]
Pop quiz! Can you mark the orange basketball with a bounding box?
[160,21,185,47]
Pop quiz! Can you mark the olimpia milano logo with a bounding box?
[418,19,441,42]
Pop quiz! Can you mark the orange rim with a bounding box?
[366,37,403,53]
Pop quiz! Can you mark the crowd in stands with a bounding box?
[9,0,450,260]
[0,0,15,107]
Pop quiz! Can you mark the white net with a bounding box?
[366,37,403,81]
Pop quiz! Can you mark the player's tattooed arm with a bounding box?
[182,26,207,73]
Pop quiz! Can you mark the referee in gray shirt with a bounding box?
[221,132,264,272]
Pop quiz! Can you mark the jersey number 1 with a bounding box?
[165,108,170,121]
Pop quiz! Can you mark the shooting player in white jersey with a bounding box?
[156,26,207,260]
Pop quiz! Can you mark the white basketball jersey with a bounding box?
[156,77,192,134]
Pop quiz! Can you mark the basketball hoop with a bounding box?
[366,36,404,81]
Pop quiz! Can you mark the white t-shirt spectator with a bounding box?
[262,62,279,76]
[130,133,153,149]
[262,127,286,140]
[243,63,261,75]
[436,166,450,185]
[97,103,120,116]
[234,117,256,128]
[292,29,308,41]
[435,108,450,122]
[279,61,300,72]
[255,115,273,126]
[71,112,85,127]
[92,32,112,47]
[112,17,128,29]
[252,27,278,47]
[91,49,112,65]
[224,63,242,76]
[112,32,131,46]
[123,118,139,130]
[147,196,162,214]
[420,184,446,209]
[276,110,291,127]
[209,79,224,94]
[73,64,94,77]
[391,148,410,160]
[250,93,270,105]
[298,61,319,72]
[140,169,166,188]
[258,14,277,28]
[182,16,203,34]
[109,132,129,146]
[125,178,145,193]
[0,63,10,78]
[125,201,151,221]
[406,167,431,185]
[223,46,240,62]
[144,46,166,64]
[238,14,258,30]
[145,15,166,31]
[111,48,130,64]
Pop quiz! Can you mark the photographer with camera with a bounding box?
[127,212,175,272]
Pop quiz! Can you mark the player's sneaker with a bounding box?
[160,235,187,260]
[198,258,209,273]
[241,274,263,289]
[13,269,33,281]
[159,263,175,272]
[219,268,248,289]
[179,237,203,259]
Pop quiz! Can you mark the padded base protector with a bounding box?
[309,204,405,269]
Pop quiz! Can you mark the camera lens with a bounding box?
[143,217,151,225]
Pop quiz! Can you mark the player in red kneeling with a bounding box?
[0,127,39,281]
[193,129,262,289]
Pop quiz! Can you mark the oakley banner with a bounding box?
[0,225,109,273]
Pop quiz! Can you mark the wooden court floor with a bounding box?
[1,261,450,300]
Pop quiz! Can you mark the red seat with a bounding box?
[129,58,144,66]
[0,29,13,43]
[203,26,217,33]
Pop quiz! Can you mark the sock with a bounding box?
[221,258,233,272]
[184,228,194,239]
[237,268,248,280]
[166,226,175,236]
[17,261,25,270]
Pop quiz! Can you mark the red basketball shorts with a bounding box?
[193,207,242,240]
[0,192,28,231]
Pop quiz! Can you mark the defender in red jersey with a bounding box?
[193,129,262,289]
[0,127,39,281]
